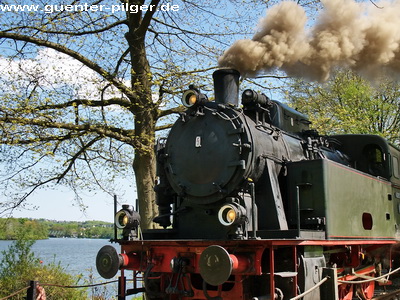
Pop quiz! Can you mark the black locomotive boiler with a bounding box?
[97,69,400,300]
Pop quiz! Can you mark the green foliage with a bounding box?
[0,234,87,299]
[286,70,400,145]
[0,218,48,240]
[45,220,113,239]
[0,218,113,240]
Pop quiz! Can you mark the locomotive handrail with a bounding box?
[40,279,119,288]
[337,266,400,285]
[289,276,330,300]
[203,105,244,121]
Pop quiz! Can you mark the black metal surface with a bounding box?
[164,108,244,204]
[213,69,240,106]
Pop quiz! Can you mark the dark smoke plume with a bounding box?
[218,0,400,81]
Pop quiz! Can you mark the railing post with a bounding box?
[118,275,126,300]
[26,280,37,300]
[320,268,338,300]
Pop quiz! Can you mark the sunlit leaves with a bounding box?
[286,70,400,145]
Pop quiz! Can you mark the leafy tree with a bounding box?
[285,70,400,145]
[0,0,277,228]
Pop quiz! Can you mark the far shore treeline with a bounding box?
[0,218,113,240]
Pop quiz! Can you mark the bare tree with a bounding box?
[0,0,278,227]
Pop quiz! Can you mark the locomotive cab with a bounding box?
[331,134,391,180]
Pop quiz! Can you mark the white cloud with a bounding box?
[0,48,126,101]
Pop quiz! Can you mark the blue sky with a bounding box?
[0,48,136,222]
[10,184,136,222]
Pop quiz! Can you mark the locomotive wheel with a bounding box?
[338,283,353,300]
[356,277,375,300]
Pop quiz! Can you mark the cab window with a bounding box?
[363,144,385,177]
[393,156,400,179]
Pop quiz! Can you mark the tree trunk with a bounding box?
[133,112,158,229]
[125,0,160,229]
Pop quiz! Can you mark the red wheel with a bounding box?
[356,277,375,300]
[338,283,353,300]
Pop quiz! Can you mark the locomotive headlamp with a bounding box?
[218,203,245,226]
[185,92,198,106]
[181,86,208,108]
[115,205,140,229]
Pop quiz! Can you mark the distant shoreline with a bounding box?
[0,218,113,240]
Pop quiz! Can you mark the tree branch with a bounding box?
[157,106,186,118]
[35,97,132,111]
[138,0,161,37]
[0,132,82,146]
[6,20,128,37]
[0,116,137,146]
[57,136,102,183]
[0,31,137,101]
[155,123,174,131]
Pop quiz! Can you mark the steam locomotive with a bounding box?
[97,69,400,300]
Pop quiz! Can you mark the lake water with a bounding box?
[0,238,139,299]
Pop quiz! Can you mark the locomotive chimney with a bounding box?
[213,69,240,106]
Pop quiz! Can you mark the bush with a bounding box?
[0,232,87,300]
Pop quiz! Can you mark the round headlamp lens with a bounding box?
[188,94,197,105]
[226,209,236,222]
[122,215,129,226]
[115,210,129,229]
[182,90,198,107]
[218,204,238,226]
